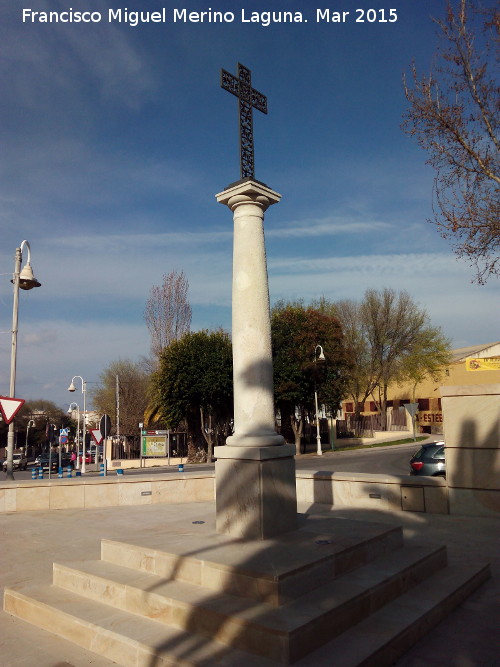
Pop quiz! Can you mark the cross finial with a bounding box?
[220,63,267,180]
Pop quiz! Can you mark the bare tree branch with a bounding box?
[335,290,451,429]
[144,270,192,363]
[403,0,500,283]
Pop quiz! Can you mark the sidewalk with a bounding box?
[1,499,498,666]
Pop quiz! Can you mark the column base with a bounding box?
[226,432,285,447]
[214,444,297,540]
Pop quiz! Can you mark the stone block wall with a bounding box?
[441,384,500,517]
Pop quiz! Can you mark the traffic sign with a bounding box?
[60,428,69,436]
[90,429,103,445]
[404,403,419,417]
[0,396,25,424]
[404,402,419,442]
[100,414,112,439]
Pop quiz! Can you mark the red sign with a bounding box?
[90,429,103,445]
[0,396,25,424]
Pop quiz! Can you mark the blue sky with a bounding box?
[1,0,498,411]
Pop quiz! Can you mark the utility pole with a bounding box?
[116,374,120,437]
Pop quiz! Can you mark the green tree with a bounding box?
[403,0,499,283]
[271,301,350,450]
[91,359,149,436]
[151,330,233,462]
[395,326,453,399]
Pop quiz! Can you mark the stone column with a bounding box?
[214,179,297,539]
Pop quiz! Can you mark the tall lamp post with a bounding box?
[5,240,41,480]
[46,423,56,479]
[314,345,326,456]
[68,377,87,473]
[68,402,81,470]
[25,419,35,457]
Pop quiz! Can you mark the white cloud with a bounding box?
[269,251,461,276]
[22,330,57,346]
[267,250,499,349]
[0,319,150,407]
[2,0,157,111]
[266,216,392,238]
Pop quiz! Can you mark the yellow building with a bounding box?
[342,342,500,435]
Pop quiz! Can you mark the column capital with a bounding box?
[216,179,281,212]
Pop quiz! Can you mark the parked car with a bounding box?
[2,452,28,471]
[78,451,93,464]
[410,442,446,477]
[34,454,74,472]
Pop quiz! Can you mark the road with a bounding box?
[5,440,425,481]
[295,442,421,476]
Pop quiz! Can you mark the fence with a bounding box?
[336,408,408,439]
[167,432,188,458]
[110,436,140,460]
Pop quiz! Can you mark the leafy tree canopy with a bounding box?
[151,330,233,458]
[271,301,351,436]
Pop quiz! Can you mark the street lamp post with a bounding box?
[68,402,81,470]
[116,374,120,438]
[314,345,326,456]
[46,423,56,480]
[68,377,87,473]
[5,240,41,480]
[25,419,35,457]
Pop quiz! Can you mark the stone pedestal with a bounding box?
[441,383,500,517]
[215,179,297,539]
[214,444,297,539]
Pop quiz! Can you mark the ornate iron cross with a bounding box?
[220,63,267,180]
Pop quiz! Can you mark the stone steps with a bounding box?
[3,516,491,665]
[45,542,445,661]
[99,519,404,606]
[300,560,491,666]
[4,583,275,667]
[4,559,489,666]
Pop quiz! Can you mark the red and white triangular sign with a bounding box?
[0,396,25,424]
[90,429,103,445]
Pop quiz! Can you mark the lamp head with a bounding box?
[13,263,41,291]
[315,345,326,361]
[68,382,76,392]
